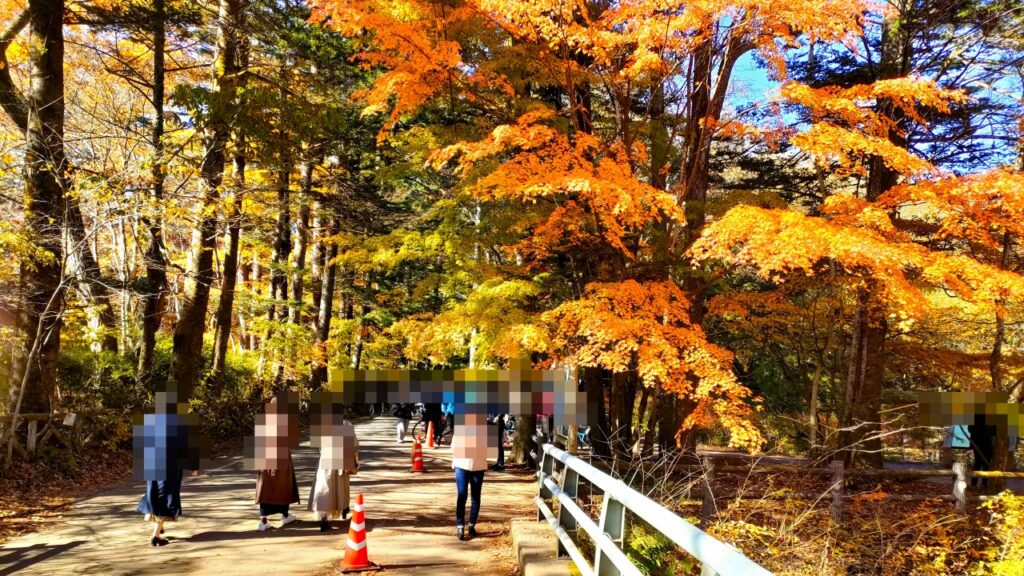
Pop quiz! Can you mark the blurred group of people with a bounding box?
[135,393,506,546]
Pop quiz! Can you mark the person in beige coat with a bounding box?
[309,407,359,532]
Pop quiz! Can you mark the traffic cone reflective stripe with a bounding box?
[341,493,380,573]
[409,434,425,471]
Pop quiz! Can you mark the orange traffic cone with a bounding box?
[426,421,436,449]
[410,437,426,472]
[341,493,380,573]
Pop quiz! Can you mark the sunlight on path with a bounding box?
[0,418,535,576]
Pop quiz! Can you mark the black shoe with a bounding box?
[320,518,330,532]
[456,526,465,541]
[342,507,350,520]
[468,525,478,538]
[150,536,169,547]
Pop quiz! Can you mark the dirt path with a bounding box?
[0,418,536,576]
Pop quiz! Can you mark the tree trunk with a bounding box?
[168,0,242,402]
[842,287,886,468]
[289,160,313,325]
[309,206,338,390]
[8,0,67,413]
[511,413,538,468]
[609,370,638,464]
[988,231,1014,490]
[583,366,610,457]
[65,203,118,352]
[840,10,909,469]
[247,248,262,350]
[137,0,167,388]
[309,187,327,323]
[211,151,245,383]
[210,20,248,384]
[640,389,659,458]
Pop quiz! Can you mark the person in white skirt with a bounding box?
[309,408,359,532]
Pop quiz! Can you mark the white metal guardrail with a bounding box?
[532,440,773,576]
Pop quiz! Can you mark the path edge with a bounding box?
[510,517,573,576]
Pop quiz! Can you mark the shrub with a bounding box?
[975,492,1024,576]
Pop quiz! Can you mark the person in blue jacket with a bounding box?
[134,390,201,546]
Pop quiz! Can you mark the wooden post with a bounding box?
[701,456,715,528]
[26,420,38,454]
[953,462,967,514]
[830,460,844,523]
[72,415,84,451]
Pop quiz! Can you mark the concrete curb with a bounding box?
[510,517,574,576]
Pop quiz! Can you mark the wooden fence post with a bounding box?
[26,420,38,454]
[830,460,844,523]
[701,456,716,528]
[953,462,967,514]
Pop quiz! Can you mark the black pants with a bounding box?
[259,503,290,517]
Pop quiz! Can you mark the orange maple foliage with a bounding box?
[781,77,966,177]
[544,280,763,449]
[690,205,1024,325]
[878,169,1024,252]
[309,0,878,448]
[432,109,682,258]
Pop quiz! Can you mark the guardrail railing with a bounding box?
[532,439,773,576]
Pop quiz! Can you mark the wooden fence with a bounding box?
[0,410,115,459]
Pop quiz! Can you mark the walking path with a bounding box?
[0,418,537,575]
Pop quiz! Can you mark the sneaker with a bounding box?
[468,525,478,538]
[151,536,169,547]
[280,514,297,527]
[319,518,330,532]
[456,526,465,541]
[257,519,269,532]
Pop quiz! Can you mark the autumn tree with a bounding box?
[0,1,68,414]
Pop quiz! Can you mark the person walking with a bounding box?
[395,403,413,443]
[309,402,360,531]
[135,390,200,546]
[422,402,443,444]
[254,393,300,532]
[968,413,996,490]
[451,411,489,540]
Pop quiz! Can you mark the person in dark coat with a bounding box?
[422,402,444,444]
[253,393,301,531]
[968,413,996,489]
[135,391,200,546]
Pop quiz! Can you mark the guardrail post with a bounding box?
[594,496,625,576]
[953,462,967,514]
[700,457,715,528]
[830,460,844,523]
[537,446,554,521]
[556,467,579,558]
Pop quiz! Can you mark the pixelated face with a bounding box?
[247,392,300,471]
[918,391,1020,439]
[322,362,586,428]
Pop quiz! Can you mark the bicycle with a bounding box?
[411,415,453,445]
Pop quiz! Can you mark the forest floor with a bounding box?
[0,417,536,576]
[0,447,132,545]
